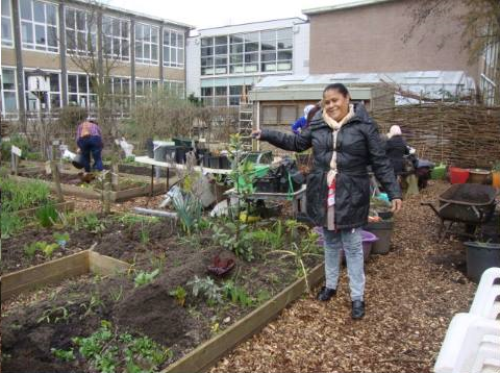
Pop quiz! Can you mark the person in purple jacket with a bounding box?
[76,119,103,172]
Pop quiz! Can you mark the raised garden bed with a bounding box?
[2,213,323,373]
[15,201,75,218]
[11,173,165,202]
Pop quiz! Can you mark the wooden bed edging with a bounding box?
[161,262,325,373]
[15,201,75,218]
[1,250,130,301]
[11,175,165,202]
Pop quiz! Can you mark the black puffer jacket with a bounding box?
[385,135,409,175]
[260,104,401,229]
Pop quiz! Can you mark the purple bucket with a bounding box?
[313,227,378,262]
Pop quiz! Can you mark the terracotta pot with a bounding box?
[492,171,500,188]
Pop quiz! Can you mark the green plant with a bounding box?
[55,320,171,373]
[36,202,59,228]
[0,178,51,212]
[118,213,159,227]
[80,292,105,318]
[0,133,30,160]
[53,232,70,248]
[187,276,223,305]
[1,211,24,239]
[134,269,160,287]
[169,286,187,307]
[110,285,124,302]
[251,221,285,251]
[222,281,254,307]
[24,242,39,259]
[149,252,167,273]
[37,305,71,324]
[172,193,202,236]
[51,348,76,362]
[212,222,254,262]
[24,241,59,259]
[139,222,150,245]
[80,213,107,234]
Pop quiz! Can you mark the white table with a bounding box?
[134,155,233,195]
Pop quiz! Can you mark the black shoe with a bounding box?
[351,300,365,319]
[316,286,336,301]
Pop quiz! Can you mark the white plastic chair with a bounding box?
[434,313,500,373]
[470,267,500,320]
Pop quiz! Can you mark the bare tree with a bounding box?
[404,0,500,104]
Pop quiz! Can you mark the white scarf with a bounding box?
[322,104,355,185]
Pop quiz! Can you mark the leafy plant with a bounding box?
[118,213,159,227]
[53,232,70,248]
[169,286,187,307]
[37,305,72,324]
[222,281,254,307]
[24,241,59,259]
[172,193,202,236]
[80,213,107,234]
[36,202,59,228]
[139,222,150,245]
[187,276,223,305]
[51,348,76,362]
[212,222,254,262]
[251,221,285,251]
[0,178,50,212]
[24,242,39,258]
[134,269,160,288]
[54,320,172,373]
[1,211,24,239]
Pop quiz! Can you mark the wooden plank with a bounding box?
[1,251,90,301]
[88,251,130,275]
[16,201,75,218]
[113,183,166,202]
[161,262,324,373]
[11,175,101,199]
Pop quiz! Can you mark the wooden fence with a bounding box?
[373,104,500,168]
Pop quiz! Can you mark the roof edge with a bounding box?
[303,0,397,16]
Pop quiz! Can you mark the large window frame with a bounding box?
[135,23,159,65]
[1,67,19,117]
[107,76,130,115]
[67,73,97,109]
[201,28,293,77]
[20,0,58,53]
[1,0,14,47]
[163,29,184,68]
[103,16,130,62]
[135,78,159,98]
[24,69,61,112]
[164,80,185,98]
[201,83,252,107]
[65,7,97,55]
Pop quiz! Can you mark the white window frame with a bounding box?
[1,67,19,118]
[24,68,61,112]
[163,29,184,68]
[67,72,97,109]
[164,80,185,98]
[108,75,131,116]
[135,78,160,98]
[102,15,130,62]
[134,23,159,65]
[20,0,58,53]
[64,6,97,55]
[1,0,14,48]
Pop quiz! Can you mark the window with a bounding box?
[135,78,159,98]
[1,0,13,47]
[65,7,96,54]
[24,70,60,111]
[135,23,159,65]
[20,0,58,52]
[107,76,130,115]
[164,80,185,98]
[67,73,97,108]
[1,68,18,116]
[201,83,251,107]
[103,16,130,61]
[261,29,293,72]
[163,29,184,67]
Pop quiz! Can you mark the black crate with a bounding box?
[254,176,280,193]
[175,147,193,164]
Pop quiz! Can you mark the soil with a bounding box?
[443,183,495,203]
[1,215,313,373]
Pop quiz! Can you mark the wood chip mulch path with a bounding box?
[209,180,478,373]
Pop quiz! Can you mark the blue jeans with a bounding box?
[77,136,103,172]
[323,227,365,301]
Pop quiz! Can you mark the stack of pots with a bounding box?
[364,197,395,254]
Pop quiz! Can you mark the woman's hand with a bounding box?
[391,199,402,213]
[251,129,262,140]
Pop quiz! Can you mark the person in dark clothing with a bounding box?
[76,119,104,173]
[384,125,410,175]
[252,83,402,319]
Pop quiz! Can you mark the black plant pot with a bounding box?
[175,147,193,164]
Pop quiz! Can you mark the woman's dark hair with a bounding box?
[323,83,350,97]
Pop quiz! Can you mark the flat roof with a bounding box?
[197,17,306,32]
[71,0,194,29]
[303,0,396,16]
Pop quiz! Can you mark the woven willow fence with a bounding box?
[372,104,500,169]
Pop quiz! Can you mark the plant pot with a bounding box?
[313,228,377,262]
[492,171,500,188]
[220,155,231,169]
[431,163,446,180]
[449,167,469,184]
[464,241,500,283]
[364,220,394,254]
[175,147,193,164]
[154,145,176,162]
[467,169,490,184]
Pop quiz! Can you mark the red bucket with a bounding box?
[449,167,470,184]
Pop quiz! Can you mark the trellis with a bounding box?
[373,104,500,168]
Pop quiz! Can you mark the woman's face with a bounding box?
[323,89,349,122]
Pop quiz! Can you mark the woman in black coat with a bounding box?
[253,83,402,319]
[385,125,410,175]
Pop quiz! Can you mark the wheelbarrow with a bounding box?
[421,184,497,242]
